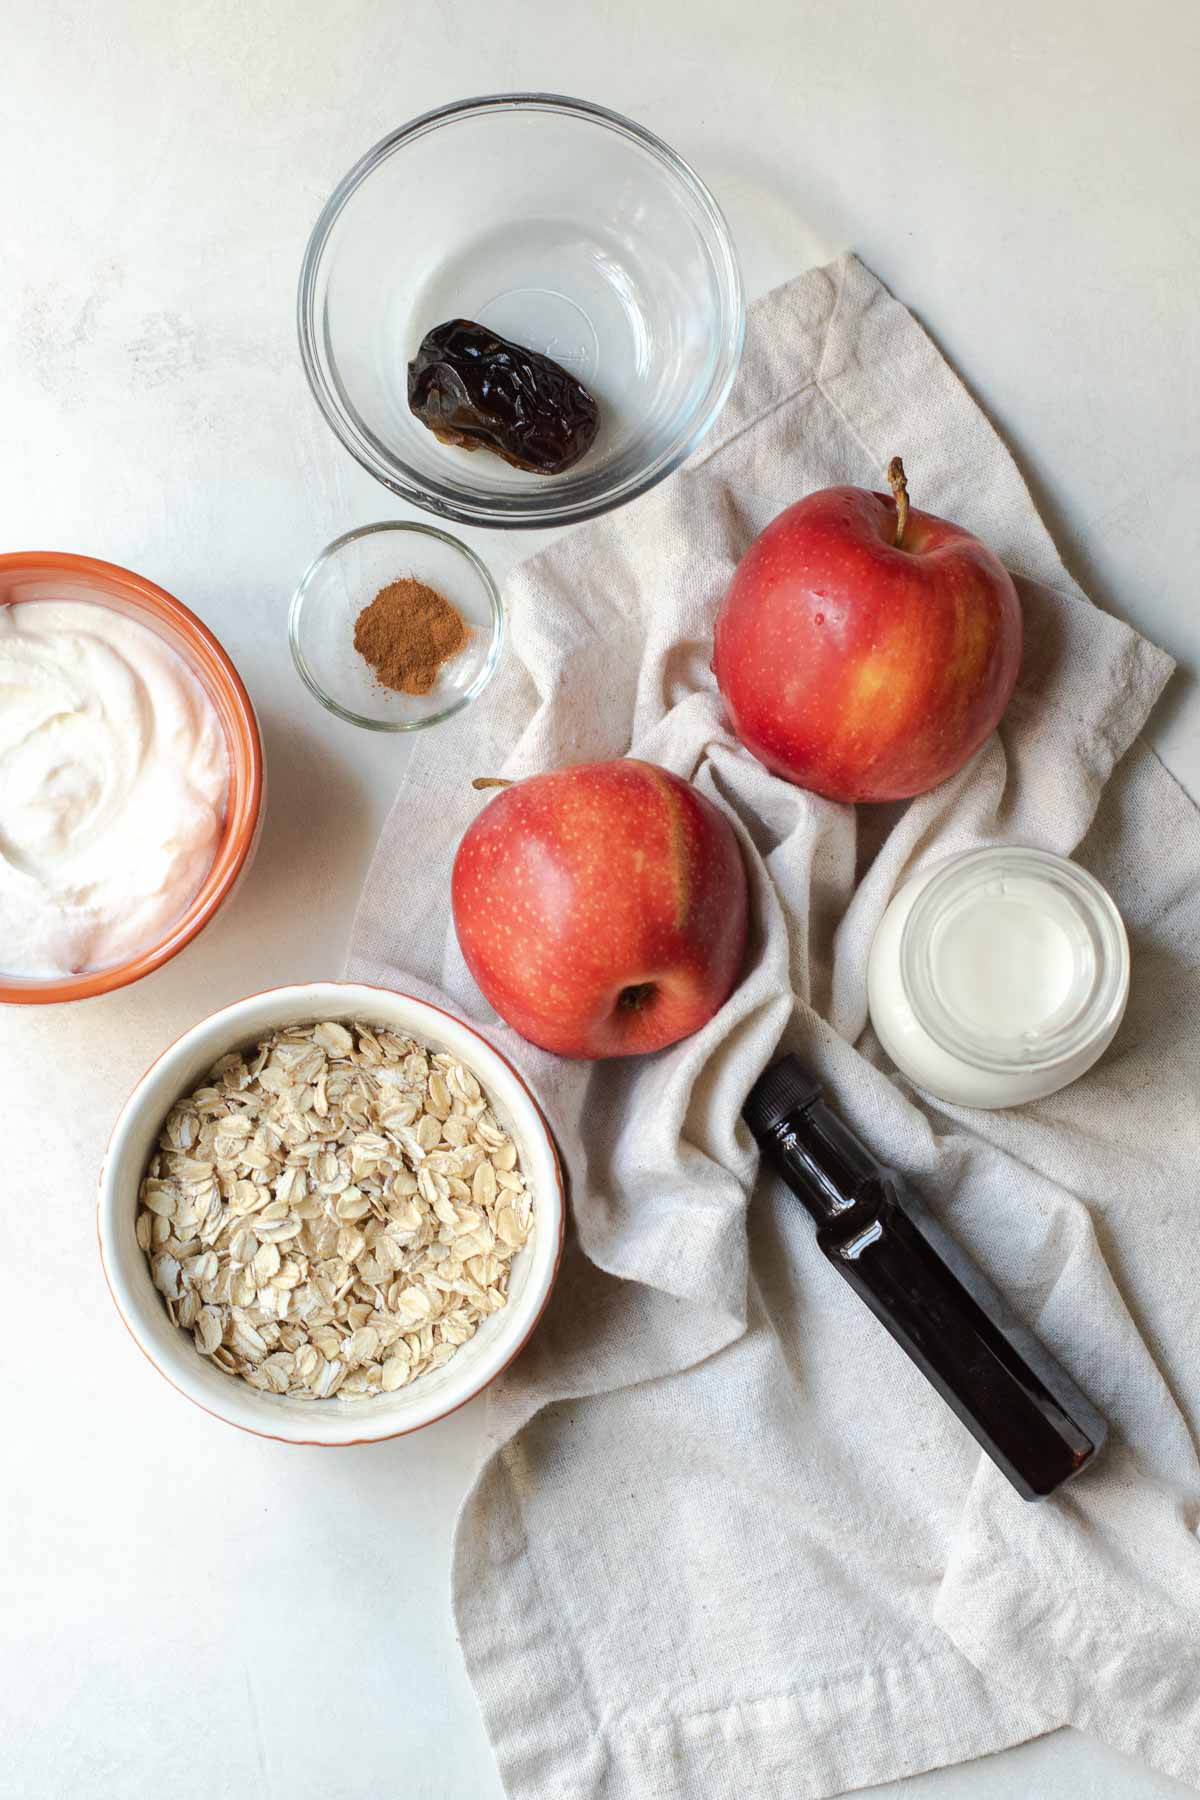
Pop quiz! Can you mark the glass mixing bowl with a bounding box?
[298,93,744,530]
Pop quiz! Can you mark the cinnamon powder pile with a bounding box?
[353,577,470,696]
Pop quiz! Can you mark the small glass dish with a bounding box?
[297,92,744,530]
[289,521,503,730]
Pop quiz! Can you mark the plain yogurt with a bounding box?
[0,600,228,977]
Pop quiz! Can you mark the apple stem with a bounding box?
[887,456,910,548]
[471,777,514,790]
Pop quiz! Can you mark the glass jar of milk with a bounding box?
[867,847,1129,1109]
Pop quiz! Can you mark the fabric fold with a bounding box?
[349,255,1200,1800]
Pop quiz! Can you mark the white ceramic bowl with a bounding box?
[97,982,564,1445]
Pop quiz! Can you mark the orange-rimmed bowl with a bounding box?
[0,552,264,1005]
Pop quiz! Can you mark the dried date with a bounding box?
[407,319,600,476]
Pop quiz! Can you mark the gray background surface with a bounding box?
[2,1,1197,1794]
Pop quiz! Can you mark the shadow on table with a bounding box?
[185,701,379,991]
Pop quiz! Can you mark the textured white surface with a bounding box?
[1,3,1196,1797]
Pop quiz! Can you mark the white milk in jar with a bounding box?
[867,847,1129,1109]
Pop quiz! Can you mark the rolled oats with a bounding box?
[137,1022,533,1400]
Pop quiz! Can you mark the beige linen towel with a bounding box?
[348,255,1200,1799]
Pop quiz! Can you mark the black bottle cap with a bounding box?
[743,1055,824,1142]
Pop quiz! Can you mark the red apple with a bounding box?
[451,759,748,1059]
[712,459,1022,802]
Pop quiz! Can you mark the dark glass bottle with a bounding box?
[744,1056,1107,1501]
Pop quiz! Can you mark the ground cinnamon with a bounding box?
[353,577,470,695]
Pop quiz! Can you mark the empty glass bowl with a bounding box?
[298,93,744,530]
[289,521,503,730]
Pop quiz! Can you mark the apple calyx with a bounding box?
[616,982,656,1013]
[886,456,910,549]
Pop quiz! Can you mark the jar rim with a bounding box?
[898,847,1129,1076]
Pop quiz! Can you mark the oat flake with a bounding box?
[137,1022,533,1400]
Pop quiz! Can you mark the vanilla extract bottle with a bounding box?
[743,1056,1107,1501]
